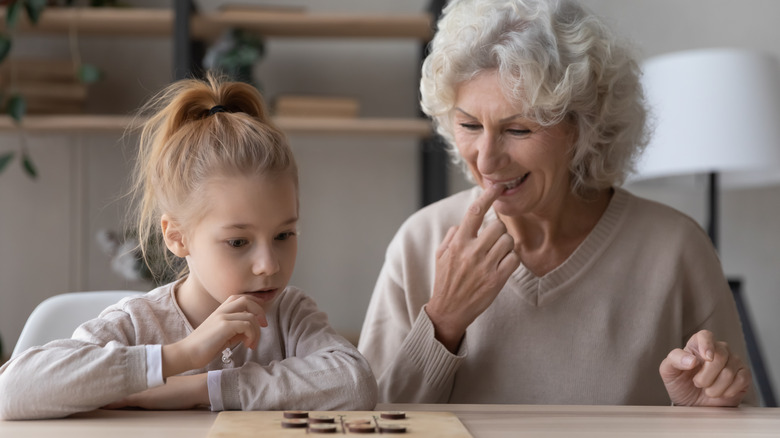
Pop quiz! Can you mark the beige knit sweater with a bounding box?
[358,187,754,405]
[1,284,377,420]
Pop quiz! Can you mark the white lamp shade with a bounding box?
[633,49,780,187]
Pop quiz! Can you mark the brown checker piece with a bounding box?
[207,411,472,437]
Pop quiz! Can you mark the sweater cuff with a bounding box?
[144,344,164,388]
[403,306,466,389]
[219,367,242,410]
[207,370,224,411]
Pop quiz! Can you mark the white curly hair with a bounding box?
[420,0,649,195]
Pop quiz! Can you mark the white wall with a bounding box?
[585,0,780,402]
[1,0,779,402]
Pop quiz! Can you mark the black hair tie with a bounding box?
[208,105,228,116]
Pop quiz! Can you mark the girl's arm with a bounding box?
[214,289,378,411]
[0,313,149,420]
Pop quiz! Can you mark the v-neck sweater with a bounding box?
[358,186,752,405]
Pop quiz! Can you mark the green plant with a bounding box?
[203,28,265,89]
[0,0,46,178]
[0,0,110,178]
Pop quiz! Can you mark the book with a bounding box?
[273,95,360,118]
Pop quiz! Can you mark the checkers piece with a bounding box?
[281,419,308,429]
[346,423,376,434]
[308,423,338,434]
[308,414,336,424]
[381,411,407,420]
[379,424,408,434]
[283,410,309,419]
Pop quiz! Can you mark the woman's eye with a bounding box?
[459,123,482,131]
[227,239,249,248]
[507,129,531,136]
[275,232,297,241]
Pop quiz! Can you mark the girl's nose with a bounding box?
[252,246,280,276]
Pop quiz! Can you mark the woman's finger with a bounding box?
[701,352,738,398]
[436,226,459,259]
[685,329,715,362]
[461,184,503,238]
[692,341,729,389]
[486,232,515,264]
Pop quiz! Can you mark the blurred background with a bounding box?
[0,0,778,402]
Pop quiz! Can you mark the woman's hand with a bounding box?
[426,184,521,352]
[103,374,209,410]
[660,329,751,406]
[162,294,268,377]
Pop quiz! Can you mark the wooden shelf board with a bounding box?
[0,115,432,137]
[0,7,433,40]
[0,7,173,37]
[192,11,433,40]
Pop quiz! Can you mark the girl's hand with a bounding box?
[103,374,209,410]
[660,329,752,406]
[162,294,268,377]
[426,184,521,352]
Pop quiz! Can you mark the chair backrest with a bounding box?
[11,290,145,359]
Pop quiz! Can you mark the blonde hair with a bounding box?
[129,72,297,281]
[420,0,648,195]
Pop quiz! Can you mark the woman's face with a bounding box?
[452,70,576,218]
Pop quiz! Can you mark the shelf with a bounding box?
[0,7,433,40]
[0,115,432,137]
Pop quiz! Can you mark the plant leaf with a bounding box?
[0,35,11,63]
[7,94,26,122]
[25,0,48,25]
[78,63,102,83]
[6,1,23,30]
[0,151,14,174]
[21,152,37,179]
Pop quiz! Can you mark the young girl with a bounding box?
[0,74,377,420]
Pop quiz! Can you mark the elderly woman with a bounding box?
[358,0,754,406]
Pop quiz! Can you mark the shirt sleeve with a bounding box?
[0,309,150,420]
[207,370,224,411]
[145,344,164,388]
[218,290,377,411]
[358,221,465,403]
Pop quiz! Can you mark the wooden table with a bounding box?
[2,403,779,437]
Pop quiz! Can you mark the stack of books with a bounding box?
[0,58,87,114]
[273,95,360,118]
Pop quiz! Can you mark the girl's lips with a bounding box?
[244,289,279,302]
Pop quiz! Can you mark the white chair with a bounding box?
[11,290,145,359]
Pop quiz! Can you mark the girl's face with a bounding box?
[181,172,298,312]
[452,70,576,218]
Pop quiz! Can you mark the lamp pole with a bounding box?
[707,172,719,250]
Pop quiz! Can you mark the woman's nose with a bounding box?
[252,246,280,276]
[476,133,509,175]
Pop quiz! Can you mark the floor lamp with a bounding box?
[633,48,780,406]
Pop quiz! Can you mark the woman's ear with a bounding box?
[161,214,188,258]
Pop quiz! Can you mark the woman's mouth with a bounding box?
[492,172,530,193]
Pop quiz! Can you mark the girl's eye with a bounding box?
[275,232,297,241]
[227,239,249,248]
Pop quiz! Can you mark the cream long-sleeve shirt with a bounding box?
[358,186,754,405]
[1,283,377,420]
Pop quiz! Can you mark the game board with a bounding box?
[207,410,473,437]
